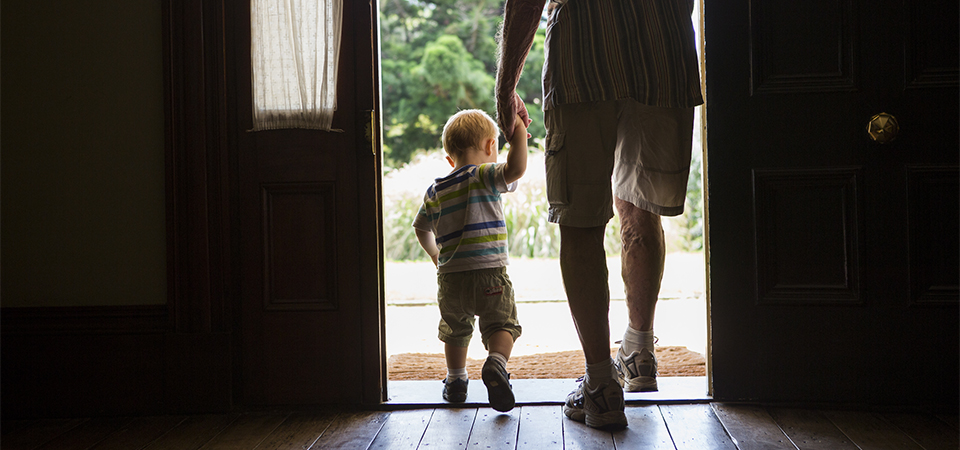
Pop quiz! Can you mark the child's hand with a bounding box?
[509,113,529,149]
[503,113,529,184]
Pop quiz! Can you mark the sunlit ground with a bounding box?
[385,252,707,360]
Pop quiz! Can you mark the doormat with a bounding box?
[388,346,705,380]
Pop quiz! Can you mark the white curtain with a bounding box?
[251,0,343,131]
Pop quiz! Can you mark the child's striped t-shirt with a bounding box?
[412,163,517,274]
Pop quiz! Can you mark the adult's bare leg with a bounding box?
[559,224,612,365]
[615,197,665,332]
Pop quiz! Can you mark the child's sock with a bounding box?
[446,367,468,383]
[622,326,655,355]
[487,352,508,369]
[584,358,616,389]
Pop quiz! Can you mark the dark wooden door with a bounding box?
[705,0,959,406]
[225,0,385,406]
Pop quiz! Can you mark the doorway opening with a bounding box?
[379,0,709,404]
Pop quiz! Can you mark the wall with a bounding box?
[2,0,166,307]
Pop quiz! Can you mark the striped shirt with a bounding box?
[542,0,704,110]
[412,163,518,274]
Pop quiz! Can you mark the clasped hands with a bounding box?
[497,91,533,141]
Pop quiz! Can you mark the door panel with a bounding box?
[908,168,960,305]
[753,168,861,305]
[706,0,959,406]
[261,182,339,311]
[750,0,856,94]
[226,0,381,406]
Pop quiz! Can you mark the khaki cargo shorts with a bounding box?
[436,266,522,349]
[543,98,695,226]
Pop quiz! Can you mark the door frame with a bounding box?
[376,0,715,403]
[696,0,714,398]
[358,0,389,405]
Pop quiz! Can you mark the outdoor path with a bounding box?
[386,253,707,360]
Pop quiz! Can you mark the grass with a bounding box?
[383,145,702,262]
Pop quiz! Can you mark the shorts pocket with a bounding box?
[544,132,567,207]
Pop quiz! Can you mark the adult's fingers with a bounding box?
[497,94,518,141]
[513,92,530,128]
[499,107,516,141]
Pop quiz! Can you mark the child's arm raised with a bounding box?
[415,228,440,268]
[502,113,528,185]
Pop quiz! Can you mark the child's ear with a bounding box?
[485,138,497,155]
[446,155,455,167]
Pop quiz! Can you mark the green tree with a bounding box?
[378,0,704,259]
[380,0,547,167]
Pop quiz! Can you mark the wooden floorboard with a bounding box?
[660,404,737,450]
[561,417,616,450]
[937,413,959,432]
[613,405,674,449]
[882,412,960,450]
[766,407,857,450]
[88,416,187,450]
[310,411,389,449]
[515,405,563,450]
[1,418,86,450]
[253,410,338,450]
[2,404,957,450]
[468,407,521,450]
[368,408,432,450]
[0,421,36,439]
[34,417,134,450]
[824,410,925,450]
[417,408,477,448]
[711,403,794,449]
[141,413,240,450]
[198,412,289,450]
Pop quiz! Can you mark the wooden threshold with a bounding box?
[384,376,710,407]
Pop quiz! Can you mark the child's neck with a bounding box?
[451,152,492,170]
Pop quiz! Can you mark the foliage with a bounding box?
[378,0,703,259]
[672,144,703,252]
[379,0,547,167]
[382,151,667,262]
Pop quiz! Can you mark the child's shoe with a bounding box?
[481,356,515,412]
[442,377,469,403]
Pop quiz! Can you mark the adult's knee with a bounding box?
[559,225,608,273]
[560,224,606,247]
[619,207,663,251]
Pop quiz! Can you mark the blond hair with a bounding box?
[441,109,499,161]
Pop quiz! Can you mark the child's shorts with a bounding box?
[436,266,522,349]
[543,98,695,226]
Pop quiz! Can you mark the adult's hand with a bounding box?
[496,0,544,140]
[498,91,531,141]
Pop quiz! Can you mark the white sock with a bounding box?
[584,358,616,389]
[447,367,468,382]
[488,352,508,369]
[622,326,655,355]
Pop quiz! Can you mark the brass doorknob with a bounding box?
[867,113,899,143]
